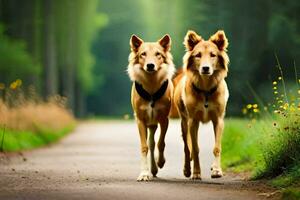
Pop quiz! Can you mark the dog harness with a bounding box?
[135,80,169,108]
[192,83,218,108]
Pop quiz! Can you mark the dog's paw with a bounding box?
[157,155,165,169]
[211,168,223,178]
[137,171,151,181]
[191,173,201,180]
[151,165,158,177]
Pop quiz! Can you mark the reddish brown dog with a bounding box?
[127,34,175,181]
[174,30,229,179]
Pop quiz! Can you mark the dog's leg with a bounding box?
[211,117,224,178]
[181,118,191,177]
[137,120,150,181]
[188,118,201,180]
[148,125,158,177]
[157,119,168,169]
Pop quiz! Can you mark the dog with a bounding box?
[127,34,175,181]
[173,30,229,179]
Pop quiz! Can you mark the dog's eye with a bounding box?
[195,52,202,58]
[155,52,161,57]
[210,53,216,57]
[140,52,146,57]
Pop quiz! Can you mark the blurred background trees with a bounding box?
[0,0,299,117]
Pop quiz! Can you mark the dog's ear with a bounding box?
[209,30,228,51]
[158,34,171,51]
[184,30,202,51]
[130,35,143,52]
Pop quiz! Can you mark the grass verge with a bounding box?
[222,117,300,199]
[0,85,76,152]
[0,125,75,152]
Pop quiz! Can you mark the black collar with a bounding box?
[192,83,218,108]
[135,80,169,108]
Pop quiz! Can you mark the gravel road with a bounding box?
[0,120,274,200]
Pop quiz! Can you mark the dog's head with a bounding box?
[128,34,174,81]
[183,30,229,76]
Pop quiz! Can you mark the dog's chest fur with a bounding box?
[138,103,166,125]
[182,79,229,123]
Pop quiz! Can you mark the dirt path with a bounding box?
[0,120,274,200]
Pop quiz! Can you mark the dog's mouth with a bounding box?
[200,71,212,75]
[144,67,161,73]
[146,68,156,73]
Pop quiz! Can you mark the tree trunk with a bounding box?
[43,0,57,97]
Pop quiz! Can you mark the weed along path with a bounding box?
[0,121,275,200]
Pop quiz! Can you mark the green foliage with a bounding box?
[271,163,300,188]
[281,187,300,200]
[222,116,300,197]
[0,24,40,84]
[222,119,263,172]
[1,125,74,152]
[254,109,300,180]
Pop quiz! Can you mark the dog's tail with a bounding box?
[169,68,184,118]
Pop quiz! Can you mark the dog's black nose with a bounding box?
[147,63,155,71]
[202,66,209,72]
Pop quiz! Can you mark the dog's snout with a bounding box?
[146,63,155,71]
[202,66,209,72]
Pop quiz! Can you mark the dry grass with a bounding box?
[0,99,75,133]
[0,82,75,133]
[0,82,76,151]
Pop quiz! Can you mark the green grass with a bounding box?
[222,118,263,172]
[281,187,300,200]
[222,116,300,199]
[0,125,75,152]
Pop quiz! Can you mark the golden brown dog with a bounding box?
[127,34,175,181]
[174,30,229,179]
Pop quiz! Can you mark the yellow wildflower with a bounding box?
[278,77,282,80]
[273,87,277,90]
[0,83,5,90]
[253,104,258,108]
[273,81,277,85]
[242,108,247,115]
[10,81,18,90]
[246,104,252,109]
[274,91,278,94]
[290,106,295,112]
[253,108,259,113]
[15,79,22,87]
[9,79,22,90]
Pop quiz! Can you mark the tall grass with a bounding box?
[0,99,74,133]
[255,108,300,179]
[222,61,300,199]
[0,80,75,151]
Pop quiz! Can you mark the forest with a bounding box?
[0,0,299,117]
